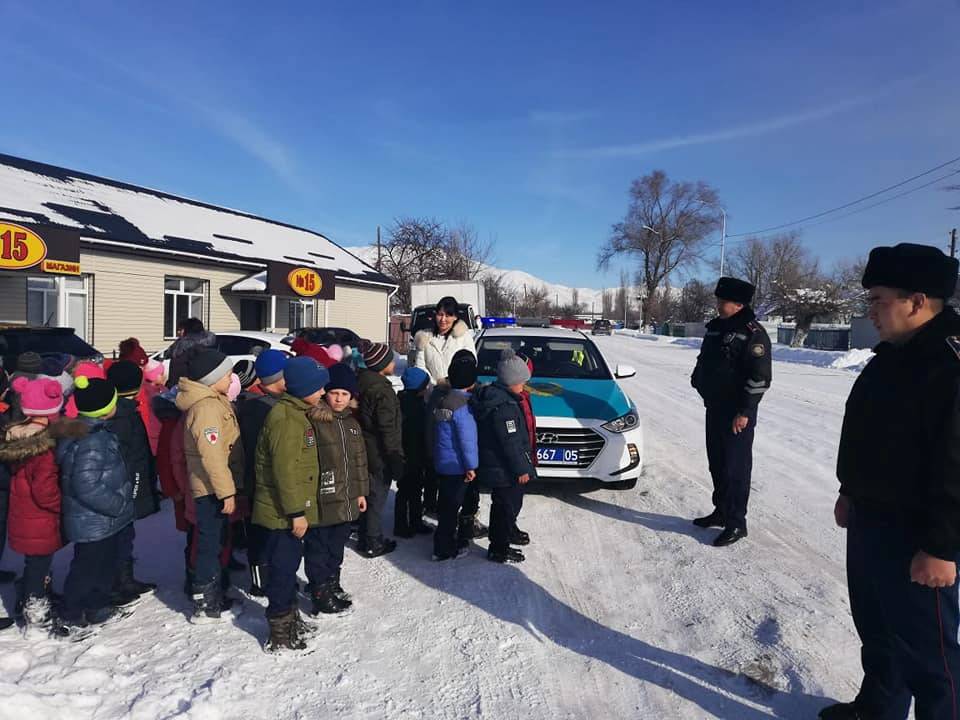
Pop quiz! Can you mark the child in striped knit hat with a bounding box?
[355,341,403,558]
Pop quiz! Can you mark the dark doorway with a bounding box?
[240,299,266,331]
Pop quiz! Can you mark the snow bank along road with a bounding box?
[0,334,864,719]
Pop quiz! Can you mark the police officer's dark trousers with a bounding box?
[847,502,960,720]
[705,407,754,529]
[262,529,303,618]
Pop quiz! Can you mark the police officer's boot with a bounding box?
[713,526,748,547]
[693,510,725,528]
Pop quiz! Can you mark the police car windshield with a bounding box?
[476,336,611,380]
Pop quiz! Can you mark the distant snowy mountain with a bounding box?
[345,246,613,310]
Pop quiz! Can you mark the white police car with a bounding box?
[475,327,643,489]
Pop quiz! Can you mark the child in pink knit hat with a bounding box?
[139,360,166,456]
[0,376,70,628]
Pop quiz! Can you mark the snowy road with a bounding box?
[0,335,865,719]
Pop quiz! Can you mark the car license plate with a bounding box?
[536,447,579,465]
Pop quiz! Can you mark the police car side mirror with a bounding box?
[615,364,636,379]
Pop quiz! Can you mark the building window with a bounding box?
[288,299,314,330]
[164,276,207,339]
[26,275,91,340]
[27,277,58,326]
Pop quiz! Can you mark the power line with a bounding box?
[802,169,960,229]
[727,154,960,238]
[720,168,960,247]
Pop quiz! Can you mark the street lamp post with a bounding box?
[717,208,727,277]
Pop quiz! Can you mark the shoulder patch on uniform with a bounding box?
[751,344,766,357]
[304,428,316,447]
[203,427,219,445]
[947,336,960,360]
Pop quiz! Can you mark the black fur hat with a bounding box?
[861,243,959,299]
[714,277,755,305]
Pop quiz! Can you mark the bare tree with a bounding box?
[677,279,715,322]
[598,170,723,322]
[721,231,812,316]
[832,256,869,318]
[516,284,551,318]
[614,269,628,325]
[380,217,447,311]
[570,288,581,314]
[440,221,493,280]
[381,217,494,312]
[601,289,613,319]
[772,258,868,347]
[483,273,518,317]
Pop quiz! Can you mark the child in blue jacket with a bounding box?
[55,376,134,638]
[430,351,479,560]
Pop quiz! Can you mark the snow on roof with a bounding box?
[0,154,394,286]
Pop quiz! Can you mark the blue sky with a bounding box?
[2,0,959,289]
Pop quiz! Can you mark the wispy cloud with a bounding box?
[553,89,896,160]
[528,109,597,126]
[194,107,298,184]
[6,13,305,193]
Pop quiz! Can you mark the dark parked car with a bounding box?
[592,319,613,336]
[282,327,361,348]
[0,326,102,372]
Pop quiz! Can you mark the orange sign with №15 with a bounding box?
[287,267,323,297]
[0,222,47,270]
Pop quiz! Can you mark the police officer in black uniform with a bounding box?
[691,277,772,547]
[820,244,960,720]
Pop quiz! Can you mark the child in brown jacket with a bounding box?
[176,349,244,623]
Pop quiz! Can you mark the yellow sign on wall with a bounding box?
[0,222,47,270]
[43,259,81,275]
[287,267,323,297]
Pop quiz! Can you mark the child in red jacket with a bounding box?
[0,376,69,628]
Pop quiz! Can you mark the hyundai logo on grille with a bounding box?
[537,432,559,444]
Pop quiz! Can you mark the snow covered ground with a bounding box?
[616,329,875,372]
[0,335,869,719]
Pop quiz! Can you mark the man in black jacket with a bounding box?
[820,244,960,720]
[691,277,772,547]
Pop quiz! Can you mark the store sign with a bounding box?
[43,259,81,275]
[266,261,335,299]
[288,267,323,297]
[0,221,82,275]
[0,222,47,270]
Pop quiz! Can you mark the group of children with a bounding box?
[0,325,538,652]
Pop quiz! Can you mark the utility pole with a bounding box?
[951,228,957,259]
[376,225,382,272]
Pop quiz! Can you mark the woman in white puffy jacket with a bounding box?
[413,296,477,385]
